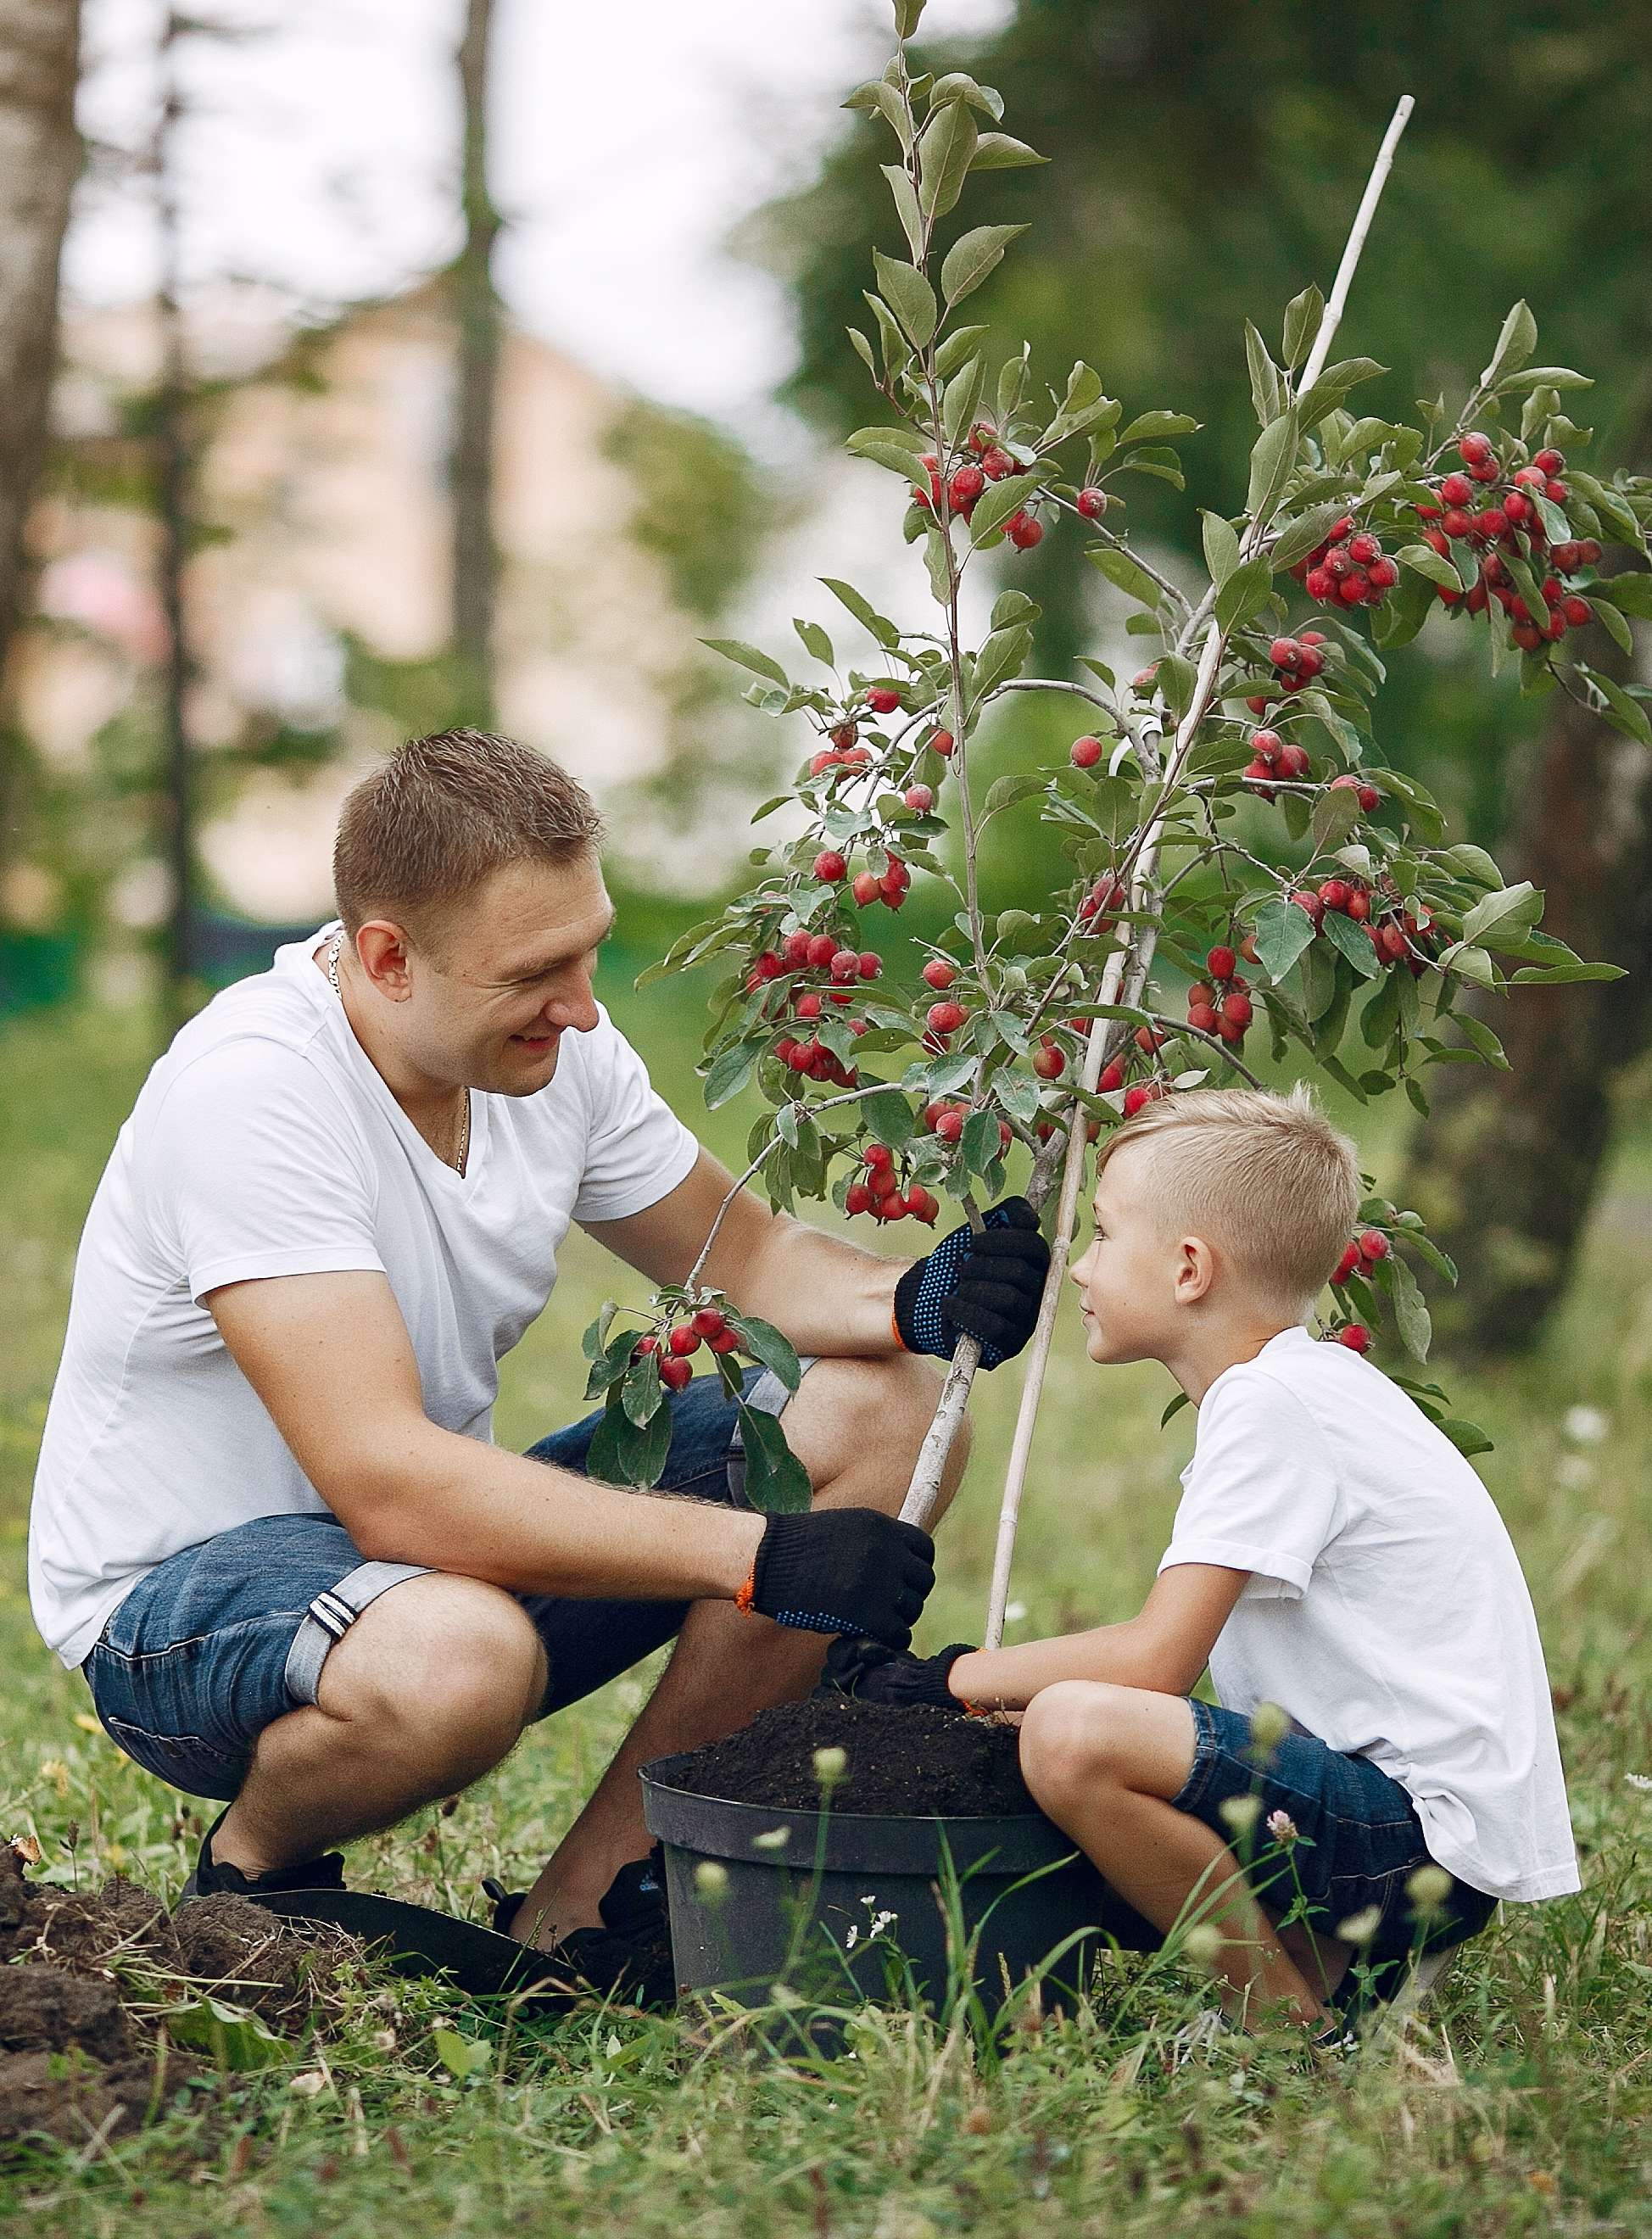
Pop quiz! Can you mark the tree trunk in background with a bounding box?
[449,0,500,728]
[0,0,81,885]
[1400,638,1652,1357]
[155,11,198,1032]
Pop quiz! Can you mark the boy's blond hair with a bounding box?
[1097,1085,1361,1311]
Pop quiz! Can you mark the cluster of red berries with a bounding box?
[812,847,913,910]
[1289,883,1436,976]
[842,1142,939,1226]
[1418,442,1601,652]
[1292,521,1399,610]
[747,928,883,1088]
[1076,873,1129,933]
[913,423,1046,550]
[1326,1228,1393,1354]
[924,1098,1015,1155]
[1186,946,1253,1047]
[636,1306,742,1391]
[1242,724,1314,797]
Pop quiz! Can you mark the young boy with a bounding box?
[835,1086,1579,2036]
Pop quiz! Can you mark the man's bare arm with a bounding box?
[583,1148,907,1356]
[946,1564,1251,1708]
[208,1270,762,1600]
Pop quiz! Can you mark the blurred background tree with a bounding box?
[748,0,1652,1350]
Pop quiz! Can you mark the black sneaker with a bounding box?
[483,1846,674,2009]
[178,1808,347,1903]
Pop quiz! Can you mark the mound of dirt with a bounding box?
[0,1840,358,2161]
[650,1696,1037,1817]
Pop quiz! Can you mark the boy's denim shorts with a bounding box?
[1163,1700,1499,2008]
[81,1360,810,1805]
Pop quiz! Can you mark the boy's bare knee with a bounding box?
[1019,1680,1128,1801]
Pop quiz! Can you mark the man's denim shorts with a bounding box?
[1156,1700,1499,2008]
[81,1360,810,1805]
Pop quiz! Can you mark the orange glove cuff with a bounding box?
[734,1571,756,1615]
[891,1301,908,1354]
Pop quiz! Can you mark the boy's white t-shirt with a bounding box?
[1158,1325,1578,1904]
[29,925,700,1668]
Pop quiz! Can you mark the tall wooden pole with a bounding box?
[155,9,197,1031]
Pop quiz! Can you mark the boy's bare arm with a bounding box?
[947,1564,1249,1709]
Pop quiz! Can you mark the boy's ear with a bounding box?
[1173,1234,1217,1305]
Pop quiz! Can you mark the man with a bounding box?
[29,729,1048,1988]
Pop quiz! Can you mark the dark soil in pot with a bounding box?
[650,1696,1034,1816]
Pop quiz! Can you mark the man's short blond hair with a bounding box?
[333,729,605,952]
[1097,1085,1362,1311]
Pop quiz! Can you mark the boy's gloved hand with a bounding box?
[893,1196,1049,1369]
[744,1509,935,1649]
[818,1633,974,1713]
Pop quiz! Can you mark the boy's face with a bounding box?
[1069,1139,1189,1364]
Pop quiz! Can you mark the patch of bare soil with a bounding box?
[0,1840,359,2160]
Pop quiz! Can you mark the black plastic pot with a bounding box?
[642,1769,1152,2024]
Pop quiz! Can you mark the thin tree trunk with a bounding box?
[155,11,196,1030]
[450,0,500,727]
[0,0,81,883]
[1401,629,1652,1355]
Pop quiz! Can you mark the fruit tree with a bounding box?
[578,0,1649,1644]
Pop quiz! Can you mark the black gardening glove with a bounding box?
[818,1634,974,1714]
[893,1195,1050,1369]
[745,1509,935,1649]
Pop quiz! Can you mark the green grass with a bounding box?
[2,985,1649,2235]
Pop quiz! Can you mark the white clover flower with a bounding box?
[751,1825,792,1850]
[1248,1701,1291,1752]
[1219,1795,1264,1836]
[1181,1923,1225,1968]
[1004,1601,1028,1624]
[1562,1404,1610,1446]
[1266,1810,1298,1845]
[1626,1773,1652,1793]
[812,1745,848,1784]
[1336,1906,1382,1945]
[1407,1864,1454,1913]
[694,1860,728,1899]
[1554,1455,1595,1492]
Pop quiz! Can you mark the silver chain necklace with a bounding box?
[326,930,470,1175]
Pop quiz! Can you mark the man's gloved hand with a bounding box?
[744,1509,935,1649]
[893,1195,1050,1370]
[818,1633,974,1713]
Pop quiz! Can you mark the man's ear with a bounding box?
[1173,1234,1216,1305]
[355,920,415,1001]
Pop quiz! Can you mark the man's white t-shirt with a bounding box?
[29,925,700,1668]
[1158,1325,1578,1905]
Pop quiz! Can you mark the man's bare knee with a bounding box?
[315,1573,545,1767]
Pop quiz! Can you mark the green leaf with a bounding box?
[1281,284,1324,371]
[1480,299,1537,388]
[1155,653,1197,714]
[880,162,924,258]
[1577,662,1652,746]
[1215,557,1274,634]
[701,638,790,689]
[1310,783,1361,853]
[1592,595,1635,656]
[704,1041,760,1109]
[928,73,1004,120]
[1322,908,1382,980]
[1246,411,1298,519]
[969,131,1046,170]
[961,1108,1001,1178]
[969,475,1036,546]
[1252,896,1319,983]
[820,577,901,650]
[735,1399,813,1514]
[1087,544,1164,611]
[1202,511,1241,589]
[1493,365,1593,396]
[942,357,987,449]
[1295,358,1385,432]
[1385,1253,1432,1361]
[1596,571,1652,619]
[1245,321,1282,427]
[1119,410,1199,443]
[587,1395,673,1489]
[167,1996,290,2072]
[1161,1390,1192,1428]
[1437,941,1498,988]
[1398,541,1462,593]
[934,323,989,377]
[1271,504,1347,571]
[794,617,834,666]
[861,1086,917,1148]
[622,1347,664,1430]
[843,79,912,147]
[1440,1417,1495,1460]
[1459,879,1543,951]
[983,769,1047,814]
[894,0,927,36]
[733,1315,802,1393]
[1509,958,1626,984]
[1439,842,1503,891]
[872,250,937,347]
[916,96,978,220]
